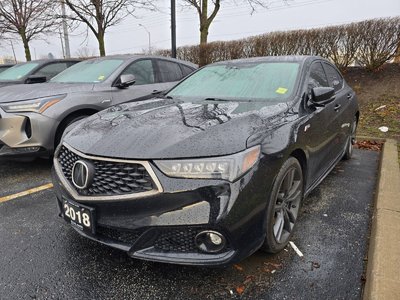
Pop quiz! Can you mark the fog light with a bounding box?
[195,230,226,253]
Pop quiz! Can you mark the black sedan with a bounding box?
[52,56,359,266]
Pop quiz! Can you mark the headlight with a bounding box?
[154,145,261,182]
[0,94,66,113]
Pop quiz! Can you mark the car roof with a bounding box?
[211,55,325,65]
[25,58,81,64]
[84,54,198,68]
[9,59,81,68]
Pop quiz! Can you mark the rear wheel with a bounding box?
[261,157,304,253]
[343,117,357,160]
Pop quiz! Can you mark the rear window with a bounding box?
[167,62,300,102]
[158,60,183,82]
[181,64,195,77]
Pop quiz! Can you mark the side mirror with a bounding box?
[116,74,136,89]
[311,87,335,106]
[25,75,47,84]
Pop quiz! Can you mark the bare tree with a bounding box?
[182,0,273,65]
[0,0,59,61]
[75,46,97,58]
[64,0,154,56]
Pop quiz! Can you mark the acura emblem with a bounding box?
[72,160,94,189]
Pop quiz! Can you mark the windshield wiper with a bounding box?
[204,97,254,102]
[204,97,233,102]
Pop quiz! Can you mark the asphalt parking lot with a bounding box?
[0,149,379,300]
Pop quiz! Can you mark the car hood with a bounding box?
[0,82,95,103]
[65,98,293,159]
[0,81,22,88]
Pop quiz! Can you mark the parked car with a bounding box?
[0,64,14,74]
[52,56,359,266]
[0,55,197,157]
[0,59,80,88]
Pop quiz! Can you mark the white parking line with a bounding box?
[0,183,53,203]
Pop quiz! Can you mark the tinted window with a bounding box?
[158,60,183,82]
[167,62,300,102]
[122,59,154,85]
[0,62,39,81]
[34,62,69,79]
[323,63,343,92]
[181,64,195,77]
[51,59,124,83]
[308,62,329,90]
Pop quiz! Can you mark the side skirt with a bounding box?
[304,148,345,198]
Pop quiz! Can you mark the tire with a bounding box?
[261,157,304,253]
[55,115,89,148]
[343,117,357,160]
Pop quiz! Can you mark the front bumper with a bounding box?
[52,149,280,266]
[0,107,58,157]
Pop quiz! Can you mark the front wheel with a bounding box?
[261,157,304,253]
[55,115,89,148]
[343,117,357,160]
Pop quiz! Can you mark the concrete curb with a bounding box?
[363,138,400,300]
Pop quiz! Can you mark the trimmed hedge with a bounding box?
[157,17,400,70]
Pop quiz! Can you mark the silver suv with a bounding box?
[0,55,197,158]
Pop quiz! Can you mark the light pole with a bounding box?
[138,24,151,54]
[60,0,71,58]
[171,0,176,58]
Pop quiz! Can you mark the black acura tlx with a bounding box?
[52,56,359,266]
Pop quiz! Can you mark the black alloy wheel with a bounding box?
[261,157,304,253]
[343,117,357,160]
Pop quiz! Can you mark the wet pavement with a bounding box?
[0,149,379,299]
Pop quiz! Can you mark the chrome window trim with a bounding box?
[54,142,163,201]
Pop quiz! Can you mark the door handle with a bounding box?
[347,93,353,100]
[152,90,160,94]
[101,99,111,104]
[334,104,341,111]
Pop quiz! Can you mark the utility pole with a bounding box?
[171,0,176,58]
[10,41,17,63]
[59,31,65,58]
[61,0,71,58]
[138,24,151,54]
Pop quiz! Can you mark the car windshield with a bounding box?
[0,62,39,81]
[167,62,300,102]
[51,59,124,83]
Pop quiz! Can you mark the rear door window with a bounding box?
[180,64,195,77]
[122,59,155,85]
[322,63,344,92]
[157,60,183,82]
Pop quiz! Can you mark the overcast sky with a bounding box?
[1,0,399,61]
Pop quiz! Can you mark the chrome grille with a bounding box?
[57,145,156,196]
